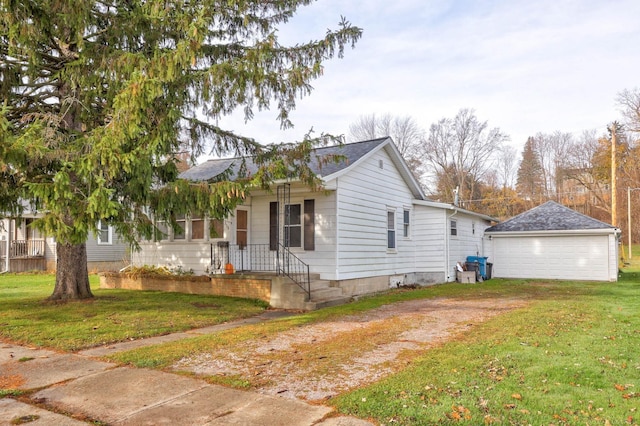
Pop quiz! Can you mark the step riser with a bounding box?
[278,277,350,311]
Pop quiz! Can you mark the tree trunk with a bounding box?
[49,242,93,300]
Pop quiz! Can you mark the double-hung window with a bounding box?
[387,210,396,249]
[191,216,205,240]
[403,209,410,238]
[284,204,302,248]
[174,215,186,240]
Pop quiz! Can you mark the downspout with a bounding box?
[445,208,458,281]
[3,219,11,273]
[334,178,340,281]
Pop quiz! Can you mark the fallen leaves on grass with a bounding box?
[446,404,471,421]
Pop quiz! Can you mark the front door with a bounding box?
[233,209,249,271]
[236,210,247,249]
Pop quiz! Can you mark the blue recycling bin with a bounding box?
[466,256,489,280]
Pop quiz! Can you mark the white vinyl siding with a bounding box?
[249,189,337,279]
[447,212,490,280]
[412,206,490,282]
[412,205,447,279]
[333,148,417,280]
[132,241,216,274]
[86,230,129,262]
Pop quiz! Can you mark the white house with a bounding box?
[484,201,620,282]
[1,214,129,273]
[132,138,495,297]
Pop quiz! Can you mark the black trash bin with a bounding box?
[486,262,493,280]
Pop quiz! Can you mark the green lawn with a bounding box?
[331,259,640,425]
[2,258,640,425]
[0,274,268,351]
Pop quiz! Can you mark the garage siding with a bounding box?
[491,235,614,281]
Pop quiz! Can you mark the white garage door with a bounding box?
[491,235,612,281]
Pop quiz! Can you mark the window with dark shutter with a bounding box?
[284,204,301,247]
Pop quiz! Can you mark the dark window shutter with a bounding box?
[304,199,315,251]
[269,202,278,250]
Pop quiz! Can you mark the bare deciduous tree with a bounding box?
[348,113,424,180]
[532,131,575,200]
[562,130,612,220]
[617,88,640,133]
[420,108,508,206]
[496,145,518,189]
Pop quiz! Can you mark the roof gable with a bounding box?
[485,201,616,232]
[180,138,389,182]
[180,138,426,199]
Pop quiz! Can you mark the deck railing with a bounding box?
[0,240,46,259]
[210,243,311,301]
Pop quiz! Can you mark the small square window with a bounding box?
[97,221,111,245]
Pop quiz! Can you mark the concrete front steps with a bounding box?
[272,274,352,311]
[304,278,353,311]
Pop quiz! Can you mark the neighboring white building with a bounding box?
[133,138,495,296]
[0,214,129,273]
[484,201,620,282]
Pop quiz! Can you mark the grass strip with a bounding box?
[0,274,268,351]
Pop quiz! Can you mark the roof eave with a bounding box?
[485,228,621,237]
[413,199,497,222]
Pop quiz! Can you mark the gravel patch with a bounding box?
[174,297,527,402]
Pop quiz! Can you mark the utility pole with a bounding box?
[611,124,617,227]
[629,188,640,259]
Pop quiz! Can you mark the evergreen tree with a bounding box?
[0,1,361,300]
[516,137,544,204]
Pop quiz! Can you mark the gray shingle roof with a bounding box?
[485,201,616,232]
[179,138,389,182]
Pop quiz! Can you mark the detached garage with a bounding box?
[485,201,620,282]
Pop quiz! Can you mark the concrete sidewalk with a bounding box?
[0,313,374,425]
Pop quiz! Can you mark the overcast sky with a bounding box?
[212,0,640,158]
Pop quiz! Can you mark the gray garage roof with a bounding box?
[485,201,617,232]
[180,138,389,182]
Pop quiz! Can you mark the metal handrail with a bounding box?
[277,243,311,301]
[210,242,311,301]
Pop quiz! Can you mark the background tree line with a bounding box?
[348,88,640,245]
